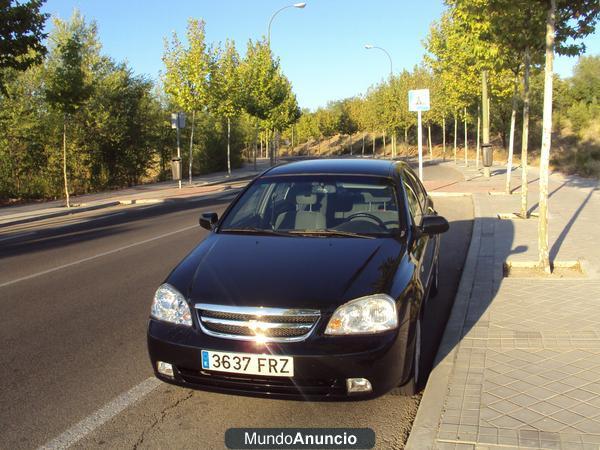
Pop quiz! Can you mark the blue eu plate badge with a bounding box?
[201,350,210,369]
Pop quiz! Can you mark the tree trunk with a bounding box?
[506,74,519,194]
[520,48,531,218]
[254,126,258,171]
[372,133,375,155]
[383,131,386,156]
[464,107,468,166]
[442,116,446,161]
[453,114,457,163]
[272,128,278,164]
[62,116,70,208]
[538,0,555,274]
[362,132,365,156]
[482,70,491,178]
[476,105,481,168]
[291,126,294,152]
[227,117,232,175]
[428,124,433,160]
[404,127,408,151]
[267,131,271,164]
[189,110,195,184]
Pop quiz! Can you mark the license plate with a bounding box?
[201,350,294,377]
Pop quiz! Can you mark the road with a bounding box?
[0,164,472,449]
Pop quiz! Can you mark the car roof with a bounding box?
[264,158,409,178]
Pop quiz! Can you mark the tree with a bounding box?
[210,39,242,176]
[424,12,478,164]
[44,13,93,207]
[469,0,546,202]
[162,19,211,183]
[0,0,48,95]
[238,39,288,165]
[536,0,599,273]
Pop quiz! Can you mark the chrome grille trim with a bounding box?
[195,303,321,342]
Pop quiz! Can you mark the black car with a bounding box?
[147,159,449,400]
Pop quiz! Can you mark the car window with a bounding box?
[224,183,270,228]
[220,175,404,236]
[402,177,423,226]
[403,169,427,212]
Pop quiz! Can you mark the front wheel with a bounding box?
[395,316,421,396]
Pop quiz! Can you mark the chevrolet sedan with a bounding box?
[147,159,449,400]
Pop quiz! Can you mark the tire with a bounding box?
[429,261,439,297]
[395,316,421,396]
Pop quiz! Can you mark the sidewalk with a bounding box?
[0,160,270,228]
[411,161,600,449]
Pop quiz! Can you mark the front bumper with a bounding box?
[147,318,411,401]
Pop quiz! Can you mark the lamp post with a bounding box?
[267,2,306,45]
[365,44,393,158]
[364,44,393,77]
[266,2,306,165]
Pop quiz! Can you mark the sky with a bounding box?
[41,0,600,111]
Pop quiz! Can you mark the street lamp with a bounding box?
[266,3,306,167]
[364,44,393,77]
[267,2,306,45]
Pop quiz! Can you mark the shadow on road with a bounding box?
[0,192,239,259]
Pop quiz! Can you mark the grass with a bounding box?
[282,119,600,180]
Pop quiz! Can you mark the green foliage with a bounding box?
[0,0,48,95]
[162,19,211,113]
[44,13,94,115]
[0,11,169,200]
[209,39,241,119]
[238,39,288,123]
[570,55,600,104]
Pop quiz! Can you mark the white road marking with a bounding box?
[39,377,161,450]
[0,231,36,243]
[0,224,197,289]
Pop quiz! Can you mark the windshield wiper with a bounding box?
[286,229,376,239]
[219,227,292,237]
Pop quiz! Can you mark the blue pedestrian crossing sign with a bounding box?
[408,89,430,112]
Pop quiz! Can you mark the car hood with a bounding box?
[173,233,407,311]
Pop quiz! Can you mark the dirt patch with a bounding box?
[503,260,585,278]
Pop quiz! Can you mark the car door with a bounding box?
[401,171,426,297]
[402,169,435,298]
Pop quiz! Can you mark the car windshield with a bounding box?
[220,175,403,237]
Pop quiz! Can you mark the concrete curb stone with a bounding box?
[406,193,480,450]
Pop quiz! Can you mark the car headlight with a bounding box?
[150,284,192,326]
[325,294,398,335]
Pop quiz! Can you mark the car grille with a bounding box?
[177,368,346,399]
[195,304,321,342]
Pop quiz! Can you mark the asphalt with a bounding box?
[0,164,472,450]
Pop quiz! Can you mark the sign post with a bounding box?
[408,89,430,181]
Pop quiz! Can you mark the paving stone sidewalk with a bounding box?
[410,161,600,449]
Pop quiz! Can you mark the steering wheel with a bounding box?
[346,212,387,228]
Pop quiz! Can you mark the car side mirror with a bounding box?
[420,215,449,235]
[199,212,218,230]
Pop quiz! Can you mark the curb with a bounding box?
[429,192,471,197]
[0,173,257,229]
[406,193,481,450]
[0,201,121,228]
